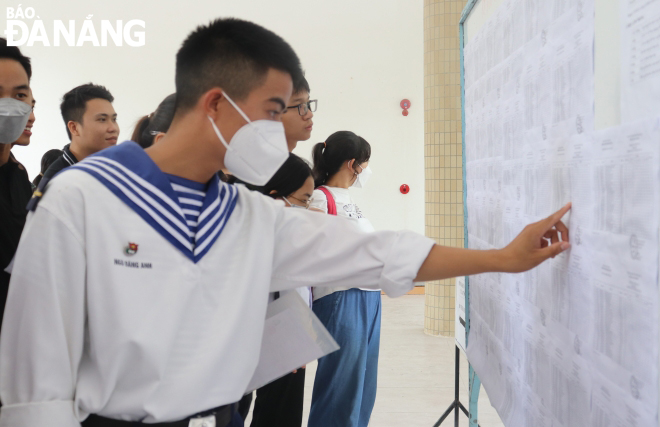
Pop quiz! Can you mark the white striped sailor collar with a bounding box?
[70,141,239,263]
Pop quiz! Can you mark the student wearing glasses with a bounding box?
[282,75,316,152]
[243,77,317,427]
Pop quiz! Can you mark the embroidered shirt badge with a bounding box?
[125,242,138,255]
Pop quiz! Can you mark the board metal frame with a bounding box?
[460,1,481,427]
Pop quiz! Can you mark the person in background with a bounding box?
[282,75,315,152]
[237,76,316,422]
[43,83,119,180]
[132,94,177,149]
[307,131,377,427]
[249,153,315,427]
[11,95,35,149]
[13,94,37,190]
[0,37,33,331]
[32,149,63,188]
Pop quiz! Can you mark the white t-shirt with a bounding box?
[309,186,379,301]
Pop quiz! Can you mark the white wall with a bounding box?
[1,0,425,235]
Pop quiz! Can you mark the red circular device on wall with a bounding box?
[400,99,411,109]
[400,184,410,194]
[402,110,409,116]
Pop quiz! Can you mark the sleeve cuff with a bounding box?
[0,400,80,427]
[379,231,436,297]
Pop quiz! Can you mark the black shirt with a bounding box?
[0,155,32,327]
[43,143,78,180]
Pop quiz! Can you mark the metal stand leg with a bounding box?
[433,345,473,427]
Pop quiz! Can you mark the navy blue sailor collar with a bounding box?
[70,141,238,263]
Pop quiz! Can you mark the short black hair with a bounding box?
[293,73,310,95]
[0,37,32,79]
[60,83,114,140]
[175,18,303,113]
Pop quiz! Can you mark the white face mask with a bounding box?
[0,98,32,144]
[351,164,372,189]
[208,91,289,185]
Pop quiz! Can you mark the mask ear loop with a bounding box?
[351,161,365,177]
[347,160,359,186]
[221,91,252,124]
[207,116,232,151]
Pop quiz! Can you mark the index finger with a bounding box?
[544,203,571,229]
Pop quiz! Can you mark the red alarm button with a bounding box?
[400,184,410,194]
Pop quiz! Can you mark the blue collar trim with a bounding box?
[68,141,238,262]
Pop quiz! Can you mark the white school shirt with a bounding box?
[309,186,380,301]
[0,142,434,427]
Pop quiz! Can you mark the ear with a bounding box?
[269,189,277,195]
[67,121,80,138]
[201,88,226,119]
[153,133,165,144]
[347,159,356,171]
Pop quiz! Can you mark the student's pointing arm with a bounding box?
[271,194,570,296]
[414,203,571,282]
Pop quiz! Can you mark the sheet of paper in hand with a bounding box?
[245,291,339,392]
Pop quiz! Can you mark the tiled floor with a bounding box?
[245,295,505,427]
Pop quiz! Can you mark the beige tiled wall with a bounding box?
[423,0,464,337]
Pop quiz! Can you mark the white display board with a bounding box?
[455,276,467,353]
[462,0,660,426]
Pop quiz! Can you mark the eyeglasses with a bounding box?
[283,195,311,209]
[286,100,317,116]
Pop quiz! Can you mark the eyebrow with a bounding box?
[95,113,118,117]
[0,84,30,91]
[267,97,286,111]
